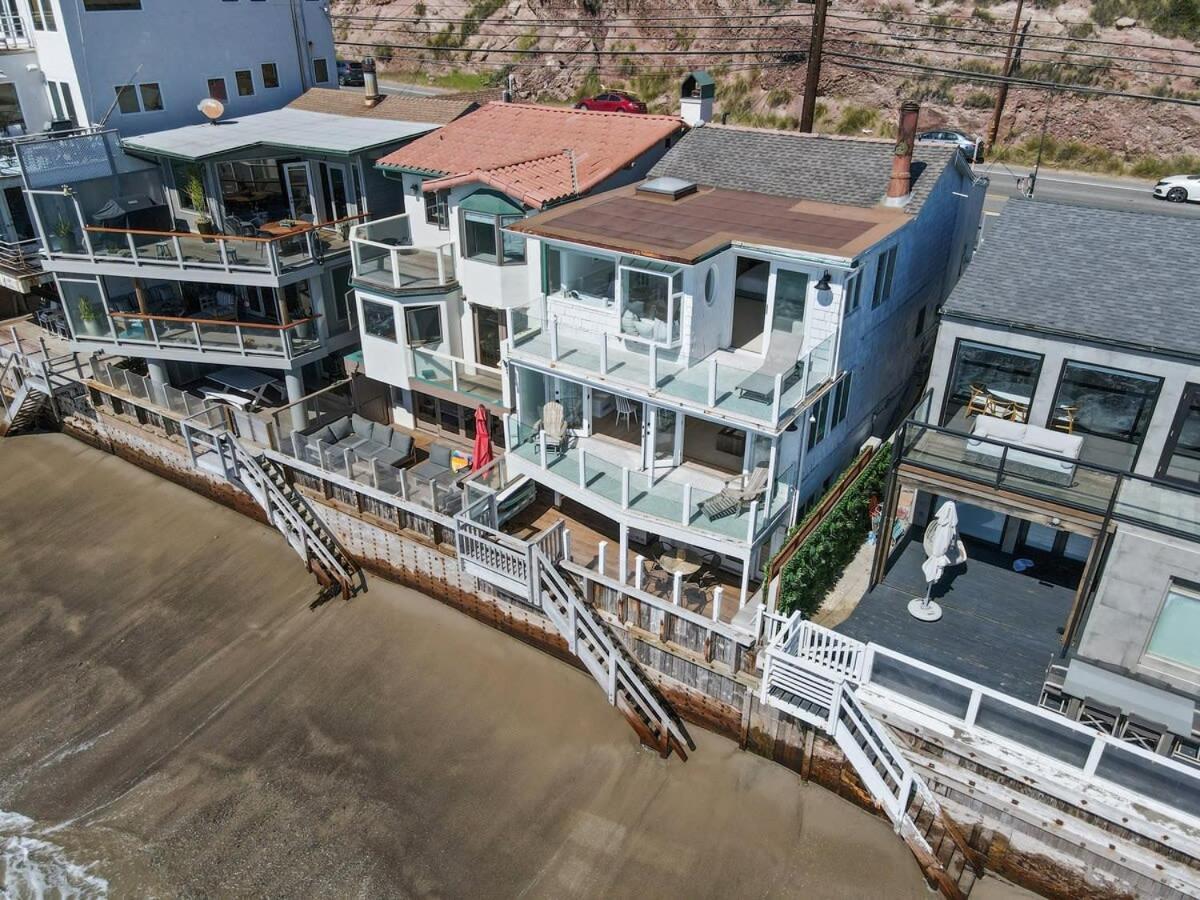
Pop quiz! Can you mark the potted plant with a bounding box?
[184,173,215,242]
[76,295,104,337]
[52,217,77,254]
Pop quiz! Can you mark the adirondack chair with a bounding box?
[537,401,570,452]
[700,464,770,520]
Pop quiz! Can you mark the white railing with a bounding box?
[408,346,503,404]
[350,213,455,292]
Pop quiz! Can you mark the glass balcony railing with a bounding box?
[899,419,1200,542]
[409,347,503,406]
[508,298,836,429]
[70,310,321,360]
[506,418,793,546]
[350,213,456,293]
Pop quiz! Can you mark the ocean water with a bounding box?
[0,811,107,899]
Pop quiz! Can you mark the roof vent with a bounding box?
[637,176,697,200]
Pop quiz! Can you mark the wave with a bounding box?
[1,810,108,899]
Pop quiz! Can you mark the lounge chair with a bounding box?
[700,465,770,520]
[736,330,806,404]
[536,401,570,452]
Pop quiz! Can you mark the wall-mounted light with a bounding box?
[816,271,832,291]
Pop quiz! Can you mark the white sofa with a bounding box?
[965,415,1084,486]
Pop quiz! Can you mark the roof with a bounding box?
[647,125,959,214]
[941,201,1200,360]
[285,87,477,124]
[508,182,909,264]
[376,102,685,208]
[122,107,438,161]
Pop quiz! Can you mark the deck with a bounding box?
[837,531,1077,703]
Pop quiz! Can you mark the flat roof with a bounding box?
[509,182,910,264]
[122,108,438,161]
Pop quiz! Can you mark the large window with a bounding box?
[1146,585,1200,673]
[362,299,397,341]
[619,260,681,344]
[545,246,616,308]
[1050,360,1161,471]
[942,340,1043,428]
[30,0,55,29]
[1158,384,1200,486]
[462,211,498,261]
[405,305,442,347]
[771,268,808,335]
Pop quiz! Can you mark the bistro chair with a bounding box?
[1052,404,1079,434]
[966,384,991,417]
[615,395,640,431]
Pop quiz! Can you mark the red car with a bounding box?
[575,91,647,114]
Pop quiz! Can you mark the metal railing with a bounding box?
[71,310,322,361]
[0,237,43,275]
[350,213,456,292]
[898,418,1200,543]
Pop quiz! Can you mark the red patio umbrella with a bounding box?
[472,404,494,472]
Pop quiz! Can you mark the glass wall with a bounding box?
[771,268,808,336]
[941,340,1043,428]
[544,246,615,308]
[619,260,682,345]
[1158,385,1200,486]
[1050,360,1161,471]
[60,278,111,339]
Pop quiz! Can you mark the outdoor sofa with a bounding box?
[965,415,1083,487]
[296,414,415,468]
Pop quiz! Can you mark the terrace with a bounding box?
[350,213,456,295]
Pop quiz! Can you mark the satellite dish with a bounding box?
[197,97,225,123]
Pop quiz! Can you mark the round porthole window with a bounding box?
[704,266,717,306]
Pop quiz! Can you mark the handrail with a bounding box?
[84,212,368,244]
[411,344,503,375]
[107,310,320,330]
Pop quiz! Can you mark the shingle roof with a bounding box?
[376,102,685,208]
[942,201,1200,360]
[286,87,476,124]
[647,125,959,214]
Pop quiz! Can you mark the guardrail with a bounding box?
[350,213,456,292]
[82,311,322,360]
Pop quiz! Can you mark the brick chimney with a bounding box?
[885,101,921,206]
[363,57,382,108]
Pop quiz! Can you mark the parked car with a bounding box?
[575,91,647,114]
[337,60,365,87]
[917,129,985,163]
[1153,173,1200,203]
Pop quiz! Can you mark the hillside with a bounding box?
[330,0,1200,174]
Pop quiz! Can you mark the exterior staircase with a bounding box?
[762,616,984,898]
[1,380,48,435]
[455,512,694,759]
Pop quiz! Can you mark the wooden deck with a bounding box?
[506,493,749,624]
[837,531,1078,703]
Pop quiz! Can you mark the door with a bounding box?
[283,162,314,220]
[318,162,353,222]
[1157,383,1200,486]
[473,305,504,369]
[644,405,679,470]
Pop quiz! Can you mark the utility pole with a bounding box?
[987,0,1027,148]
[1028,86,1057,198]
[800,0,829,133]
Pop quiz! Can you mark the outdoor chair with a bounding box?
[1052,404,1079,434]
[1118,713,1169,753]
[224,215,256,237]
[615,395,639,431]
[536,401,570,452]
[736,330,806,403]
[966,384,990,417]
[700,465,770,520]
[1077,696,1121,735]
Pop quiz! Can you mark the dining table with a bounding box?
[657,545,705,578]
[256,220,310,239]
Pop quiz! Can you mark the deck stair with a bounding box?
[762,617,984,898]
[1,380,48,435]
[215,431,366,601]
[454,508,693,759]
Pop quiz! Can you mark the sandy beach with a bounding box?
[0,433,1031,898]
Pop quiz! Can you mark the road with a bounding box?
[979,163,1200,219]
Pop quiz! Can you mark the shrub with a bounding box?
[776,445,893,618]
[373,44,395,60]
[767,88,793,108]
[414,1,426,15]
[963,89,995,108]
[835,104,878,134]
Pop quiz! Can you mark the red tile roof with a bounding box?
[376,102,685,208]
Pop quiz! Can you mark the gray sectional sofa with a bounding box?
[305,414,415,468]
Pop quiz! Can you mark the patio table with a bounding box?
[207,367,283,407]
[658,546,704,578]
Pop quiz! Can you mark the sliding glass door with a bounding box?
[1157,383,1200,486]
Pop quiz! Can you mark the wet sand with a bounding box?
[0,433,1020,897]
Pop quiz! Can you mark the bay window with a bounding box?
[618,259,681,345]
[459,189,526,265]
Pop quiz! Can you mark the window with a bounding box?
[771,268,808,335]
[1050,360,1162,471]
[941,340,1042,428]
[139,82,162,111]
[114,85,140,114]
[831,373,852,428]
[0,84,24,131]
[871,246,898,308]
[914,305,926,337]
[172,161,204,212]
[313,58,330,84]
[1146,585,1200,672]
[206,78,228,103]
[545,247,616,308]
[1157,384,1200,486]
[47,83,65,122]
[843,271,863,317]
[807,391,832,450]
[235,70,255,97]
[30,0,55,29]
[405,305,442,347]
[262,63,279,89]
[83,0,142,7]
[501,215,525,263]
[462,211,498,262]
[704,266,717,306]
[54,83,77,125]
[423,190,448,229]
[362,300,397,341]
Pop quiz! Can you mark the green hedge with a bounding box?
[776,443,893,618]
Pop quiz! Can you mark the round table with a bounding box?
[658,546,704,578]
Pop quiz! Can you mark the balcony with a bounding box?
[350,214,455,294]
[506,418,794,549]
[508,303,836,431]
[409,346,503,407]
[899,420,1200,542]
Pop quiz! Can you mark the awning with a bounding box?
[459,188,524,217]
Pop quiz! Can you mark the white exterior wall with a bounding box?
[20,0,334,136]
[0,46,54,133]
